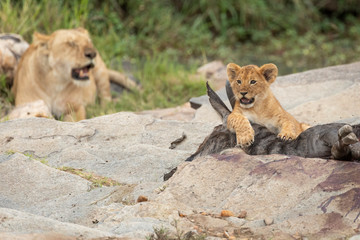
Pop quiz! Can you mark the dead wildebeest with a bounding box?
[164,82,360,181]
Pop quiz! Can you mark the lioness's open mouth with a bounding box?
[71,63,94,80]
[240,97,255,105]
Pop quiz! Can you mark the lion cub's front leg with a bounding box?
[277,118,309,140]
[227,101,255,147]
[278,122,298,140]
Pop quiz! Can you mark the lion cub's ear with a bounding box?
[227,63,241,83]
[260,63,278,84]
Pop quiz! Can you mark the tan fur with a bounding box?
[226,63,309,147]
[11,28,113,121]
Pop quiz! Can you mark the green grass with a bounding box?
[86,54,206,118]
[147,225,206,240]
[58,166,121,190]
[2,0,360,119]
[22,152,49,165]
[0,75,13,119]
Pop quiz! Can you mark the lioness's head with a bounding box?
[33,28,97,85]
[227,63,278,108]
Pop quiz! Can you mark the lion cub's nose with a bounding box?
[240,92,248,96]
[84,48,97,59]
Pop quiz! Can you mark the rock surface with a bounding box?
[4,100,53,121]
[0,62,360,239]
[136,102,196,122]
[196,60,227,91]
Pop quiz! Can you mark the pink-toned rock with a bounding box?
[158,151,360,239]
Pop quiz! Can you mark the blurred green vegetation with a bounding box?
[1,0,360,117]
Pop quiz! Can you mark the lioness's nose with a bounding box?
[240,92,248,96]
[84,48,96,59]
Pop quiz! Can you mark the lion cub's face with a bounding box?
[227,63,278,109]
[34,28,97,85]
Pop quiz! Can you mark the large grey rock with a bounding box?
[0,62,360,239]
[272,62,360,125]
[0,112,215,184]
[0,112,216,239]
[0,153,124,227]
[0,207,119,239]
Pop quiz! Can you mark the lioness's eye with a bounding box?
[237,80,241,84]
[250,80,257,84]
[67,41,76,47]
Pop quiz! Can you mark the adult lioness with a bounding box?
[12,28,136,121]
[226,63,309,147]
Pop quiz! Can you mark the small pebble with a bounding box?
[221,210,234,217]
[264,217,274,225]
[178,211,186,218]
[136,195,148,203]
[238,210,247,218]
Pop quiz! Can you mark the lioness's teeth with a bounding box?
[73,67,90,79]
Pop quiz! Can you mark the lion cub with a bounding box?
[226,63,309,147]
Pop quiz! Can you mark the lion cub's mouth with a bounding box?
[71,63,94,81]
[240,97,255,105]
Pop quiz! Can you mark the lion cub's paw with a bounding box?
[236,129,255,148]
[277,131,297,141]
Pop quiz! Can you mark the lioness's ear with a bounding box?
[75,27,89,36]
[226,63,241,83]
[260,63,278,84]
[33,32,51,57]
[33,32,51,48]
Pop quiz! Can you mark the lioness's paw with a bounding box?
[277,131,297,141]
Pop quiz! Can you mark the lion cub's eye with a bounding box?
[250,80,257,85]
[237,80,241,84]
